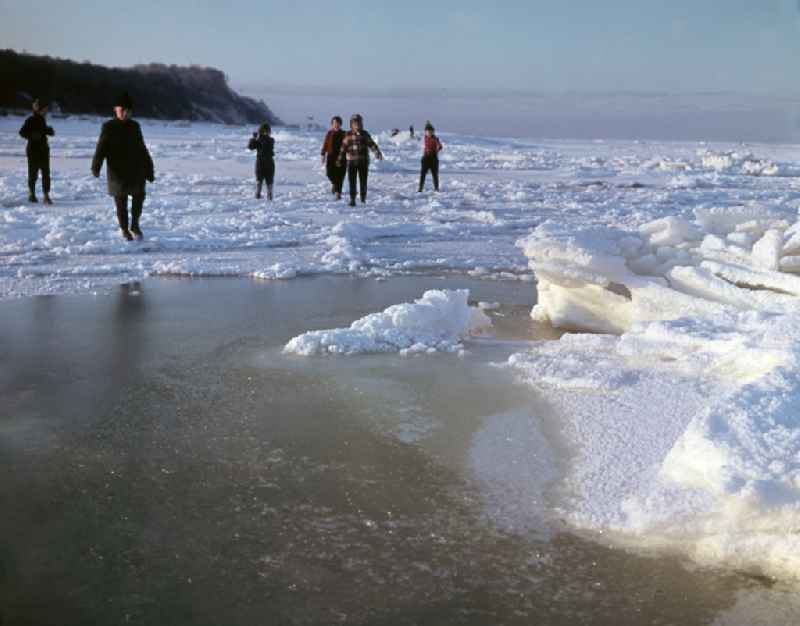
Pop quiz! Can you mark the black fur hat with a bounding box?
[114,92,133,109]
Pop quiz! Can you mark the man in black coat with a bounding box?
[91,92,155,241]
[19,98,55,204]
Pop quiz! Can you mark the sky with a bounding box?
[3,0,800,140]
[2,0,800,94]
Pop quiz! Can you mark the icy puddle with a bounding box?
[1,276,798,625]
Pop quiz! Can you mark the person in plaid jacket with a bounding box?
[336,113,383,206]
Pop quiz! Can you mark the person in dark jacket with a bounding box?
[91,92,155,241]
[19,99,55,204]
[320,116,346,200]
[248,123,275,200]
[336,113,383,207]
[418,121,443,192]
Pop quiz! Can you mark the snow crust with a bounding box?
[516,202,800,579]
[283,289,491,356]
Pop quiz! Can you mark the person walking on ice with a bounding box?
[418,121,442,192]
[91,92,155,241]
[337,113,383,207]
[249,123,275,200]
[19,98,55,204]
[321,116,346,200]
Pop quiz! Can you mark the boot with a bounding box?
[255,181,262,199]
[121,228,133,241]
[131,225,143,241]
[267,185,273,201]
[335,192,342,200]
[28,192,38,203]
[348,198,356,207]
[43,194,53,205]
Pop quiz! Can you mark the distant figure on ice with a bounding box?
[320,116,346,200]
[91,92,155,241]
[409,124,415,139]
[337,113,383,207]
[419,121,442,192]
[249,123,275,200]
[19,98,55,204]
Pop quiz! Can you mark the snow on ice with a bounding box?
[5,116,800,579]
[515,196,800,579]
[284,289,491,356]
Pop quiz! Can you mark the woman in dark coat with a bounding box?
[91,92,155,241]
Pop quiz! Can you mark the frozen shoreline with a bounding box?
[5,117,800,581]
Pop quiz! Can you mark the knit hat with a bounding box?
[114,92,134,109]
[424,121,434,132]
[350,113,363,128]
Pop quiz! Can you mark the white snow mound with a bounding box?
[512,206,800,579]
[283,289,491,356]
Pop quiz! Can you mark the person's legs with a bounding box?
[419,157,430,192]
[256,179,263,199]
[266,162,275,201]
[431,158,439,191]
[358,162,369,203]
[26,150,39,201]
[326,159,337,193]
[41,151,52,201]
[347,162,358,206]
[114,195,133,240]
[334,163,346,198]
[130,194,145,238]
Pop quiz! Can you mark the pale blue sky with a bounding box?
[2,0,800,94]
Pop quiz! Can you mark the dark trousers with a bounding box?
[27,148,51,195]
[326,157,346,193]
[419,155,439,191]
[347,161,369,202]
[114,194,145,230]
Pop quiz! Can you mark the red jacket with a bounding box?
[424,134,442,157]
[321,129,346,157]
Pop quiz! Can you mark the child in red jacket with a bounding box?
[418,121,442,192]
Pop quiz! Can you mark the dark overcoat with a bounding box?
[248,135,275,179]
[91,118,154,196]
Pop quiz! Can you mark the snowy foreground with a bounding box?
[5,117,800,579]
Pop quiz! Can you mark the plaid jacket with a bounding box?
[337,130,382,165]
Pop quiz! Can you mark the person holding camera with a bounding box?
[248,123,275,200]
[91,92,155,241]
[19,98,55,204]
[336,113,383,207]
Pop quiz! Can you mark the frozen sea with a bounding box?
[3,116,800,624]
